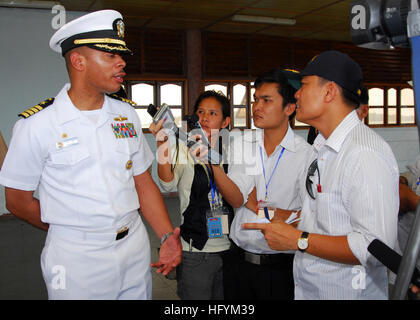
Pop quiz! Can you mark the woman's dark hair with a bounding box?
[193,90,231,119]
[171,90,231,171]
[253,68,299,120]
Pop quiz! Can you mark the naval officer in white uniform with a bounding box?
[0,10,182,300]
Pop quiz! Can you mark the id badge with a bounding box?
[206,207,229,238]
[257,200,275,220]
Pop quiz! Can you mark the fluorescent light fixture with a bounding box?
[0,0,60,9]
[232,14,296,26]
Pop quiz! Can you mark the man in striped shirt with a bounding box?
[243,50,399,299]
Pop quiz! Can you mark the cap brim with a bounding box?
[282,69,302,90]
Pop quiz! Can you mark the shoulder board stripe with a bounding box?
[30,106,41,113]
[107,94,137,107]
[18,97,55,118]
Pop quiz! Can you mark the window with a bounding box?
[401,88,415,124]
[387,88,397,124]
[127,81,185,129]
[204,81,252,129]
[232,84,248,127]
[127,80,414,130]
[367,88,384,125]
[365,86,415,126]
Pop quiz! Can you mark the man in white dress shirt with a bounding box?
[243,51,399,299]
[211,68,311,299]
[0,10,181,299]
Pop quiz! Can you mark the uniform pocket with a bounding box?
[115,139,138,156]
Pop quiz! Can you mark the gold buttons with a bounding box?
[62,133,67,139]
[126,160,133,170]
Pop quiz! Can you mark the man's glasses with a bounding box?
[306,159,320,200]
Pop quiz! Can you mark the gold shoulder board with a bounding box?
[107,94,137,107]
[18,97,55,119]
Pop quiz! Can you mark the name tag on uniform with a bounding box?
[56,137,79,149]
[111,123,138,139]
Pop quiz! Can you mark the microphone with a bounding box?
[367,239,420,287]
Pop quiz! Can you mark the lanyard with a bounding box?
[259,146,285,201]
[205,165,220,208]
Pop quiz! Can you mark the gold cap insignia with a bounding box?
[114,18,125,39]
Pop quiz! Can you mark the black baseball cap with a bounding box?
[301,50,363,101]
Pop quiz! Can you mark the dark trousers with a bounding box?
[177,251,224,300]
[222,243,295,300]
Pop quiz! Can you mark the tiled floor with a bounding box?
[0,196,181,300]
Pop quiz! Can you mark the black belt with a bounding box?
[230,242,294,267]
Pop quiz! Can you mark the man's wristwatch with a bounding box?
[297,231,309,252]
[160,231,174,245]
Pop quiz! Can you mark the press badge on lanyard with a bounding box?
[257,146,285,220]
[257,200,275,220]
[205,165,229,238]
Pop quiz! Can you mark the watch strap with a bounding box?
[298,231,309,252]
[160,231,174,245]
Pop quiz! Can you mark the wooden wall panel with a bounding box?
[203,32,249,77]
[248,35,294,77]
[143,29,185,75]
[332,42,411,84]
[291,39,332,71]
[124,28,185,75]
[124,28,411,85]
[124,27,142,75]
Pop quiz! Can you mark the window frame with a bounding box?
[364,84,416,127]
[203,80,254,129]
[125,78,187,132]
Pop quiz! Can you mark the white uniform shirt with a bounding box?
[294,111,399,300]
[228,125,311,254]
[0,84,154,230]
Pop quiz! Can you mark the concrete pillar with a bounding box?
[186,29,202,115]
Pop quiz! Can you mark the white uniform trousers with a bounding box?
[41,213,152,300]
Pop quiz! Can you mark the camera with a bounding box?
[350,0,413,49]
[147,103,179,135]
